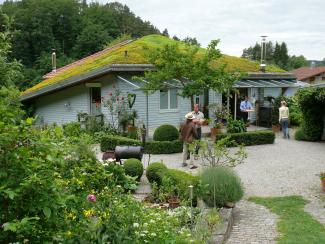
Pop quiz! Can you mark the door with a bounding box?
[90,87,102,116]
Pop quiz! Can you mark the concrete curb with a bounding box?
[209,207,234,244]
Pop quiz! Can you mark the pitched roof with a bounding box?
[291,66,325,80]
[21,35,284,100]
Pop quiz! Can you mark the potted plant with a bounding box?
[210,120,222,138]
[320,172,325,192]
[168,195,181,209]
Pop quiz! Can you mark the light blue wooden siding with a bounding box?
[209,90,222,119]
[34,84,89,125]
[116,77,192,134]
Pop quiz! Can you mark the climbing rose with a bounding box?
[121,96,124,100]
[87,194,96,202]
[108,92,112,96]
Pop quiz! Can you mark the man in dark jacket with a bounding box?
[179,113,198,169]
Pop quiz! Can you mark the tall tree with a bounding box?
[273,42,281,66]
[140,40,241,108]
[162,28,169,37]
[0,12,23,87]
[288,55,308,70]
[182,36,200,47]
[279,42,289,69]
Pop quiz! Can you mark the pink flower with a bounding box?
[121,96,124,100]
[116,96,119,101]
[108,92,112,96]
[87,194,96,203]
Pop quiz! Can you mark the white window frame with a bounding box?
[159,89,179,112]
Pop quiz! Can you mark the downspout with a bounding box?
[234,92,237,120]
[146,93,149,139]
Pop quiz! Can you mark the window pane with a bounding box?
[160,90,168,109]
[170,89,178,109]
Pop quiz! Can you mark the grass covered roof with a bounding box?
[22,34,284,96]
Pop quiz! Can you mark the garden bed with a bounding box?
[215,130,275,146]
[100,135,183,154]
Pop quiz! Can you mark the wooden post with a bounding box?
[234,92,237,120]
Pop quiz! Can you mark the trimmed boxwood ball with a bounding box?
[200,166,243,207]
[153,124,179,141]
[146,162,168,185]
[123,158,144,181]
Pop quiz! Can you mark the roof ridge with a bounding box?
[43,39,134,79]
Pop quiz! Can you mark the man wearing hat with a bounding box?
[179,113,198,169]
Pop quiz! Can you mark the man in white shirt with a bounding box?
[190,104,204,156]
[240,96,253,122]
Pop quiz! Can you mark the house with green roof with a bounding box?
[21,35,299,132]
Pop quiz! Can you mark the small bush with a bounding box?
[100,135,141,152]
[146,162,168,185]
[123,158,144,181]
[63,122,82,137]
[200,166,243,207]
[153,124,179,141]
[295,128,307,141]
[100,135,182,154]
[164,169,199,202]
[145,140,183,154]
[216,130,275,146]
[227,118,246,133]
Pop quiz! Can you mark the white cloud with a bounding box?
[100,0,325,60]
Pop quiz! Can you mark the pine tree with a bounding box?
[162,28,169,37]
[279,42,289,69]
[273,42,281,66]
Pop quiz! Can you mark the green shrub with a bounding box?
[100,135,141,151]
[145,140,183,154]
[123,158,144,181]
[216,130,275,146]
[153,124,179,141]
[200,166,243,207]
[63,122,82,137]
[100,135,182,154]
[295,128,308,141]
[227,118,246,133]
[164,169,199,203]
[146,162,168,185]
[290,111,302,126]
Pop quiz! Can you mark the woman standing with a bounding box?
[279,101,290,138]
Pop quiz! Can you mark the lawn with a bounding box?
[250,196,325,244]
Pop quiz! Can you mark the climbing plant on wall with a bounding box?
[296,87,325,141]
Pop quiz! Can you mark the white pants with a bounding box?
[182,143,193,165]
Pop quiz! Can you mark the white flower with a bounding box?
[186,233,191,237]
[151,233,157,237]
[149,219,155,223]
[143,223,148,227]
[107,158,115,162]
[140,233,146,237]
[133,223,139,228]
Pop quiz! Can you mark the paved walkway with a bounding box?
[96,133,325,243]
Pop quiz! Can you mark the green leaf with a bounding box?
[3,222,17,232]
[26,117,33,125]
[43,207,51,218]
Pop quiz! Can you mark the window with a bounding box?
[160,89,178,110]
[90,87,102,115]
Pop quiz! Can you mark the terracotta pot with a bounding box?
[321,179,325,192]
[168,197,180,209]
[210,127,221,138]
[127,125,137,132]
[102,150,115,161]
[272,124,281,132]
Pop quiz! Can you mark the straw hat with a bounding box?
[185,113,194,120]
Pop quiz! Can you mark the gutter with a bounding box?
[20,64,154,102]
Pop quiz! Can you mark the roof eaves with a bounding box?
[21,64,154,102]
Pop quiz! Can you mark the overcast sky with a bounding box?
[99,0,325,60]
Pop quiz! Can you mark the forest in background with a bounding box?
[0,0,161,90]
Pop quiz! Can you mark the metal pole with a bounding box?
[234,92,237,120]
[227,89,230,116]
[146,93,149,139]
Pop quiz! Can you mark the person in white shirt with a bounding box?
[279,101,290,138]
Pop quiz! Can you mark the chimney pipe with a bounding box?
[52,49,56,73]
[260,35,267,72]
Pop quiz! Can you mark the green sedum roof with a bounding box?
[22,34,284,96]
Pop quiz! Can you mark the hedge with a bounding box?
[215,130,275,146]
[100,135,183,154]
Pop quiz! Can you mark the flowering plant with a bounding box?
[320,172,325,180]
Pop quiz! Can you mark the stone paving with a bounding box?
[95,131,325,243]
[226,201,278,244]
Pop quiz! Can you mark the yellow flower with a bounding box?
[66,212,76,220]
[66,231,73,237]
[83,209,95,218]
